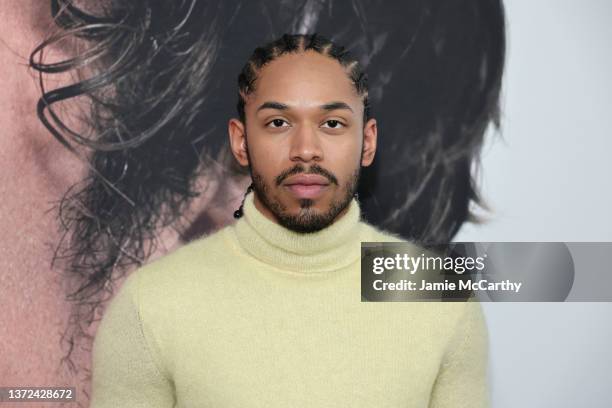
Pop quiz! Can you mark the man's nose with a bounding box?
[288,124,323,162]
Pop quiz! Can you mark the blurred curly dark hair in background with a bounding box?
[31,0,504,377]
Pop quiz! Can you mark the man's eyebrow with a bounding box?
[256,100,354,113]
[321,101,354,113]
[256,101,289,112]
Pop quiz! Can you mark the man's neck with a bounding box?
[232,190,362,273]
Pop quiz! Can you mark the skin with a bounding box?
[228,50,377,226]
[0,3,245,407]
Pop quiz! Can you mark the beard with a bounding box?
[249,163,361,234]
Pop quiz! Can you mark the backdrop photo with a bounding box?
[0,1,609,407]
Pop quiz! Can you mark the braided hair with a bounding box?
[236,33,370,125]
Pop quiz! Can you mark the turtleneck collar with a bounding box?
[232,191,362,274]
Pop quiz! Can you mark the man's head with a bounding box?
[228,34,377,233]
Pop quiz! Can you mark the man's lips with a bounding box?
[283,174,330,186]
[282,174,330,199]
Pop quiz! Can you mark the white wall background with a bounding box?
[455,1,612,407]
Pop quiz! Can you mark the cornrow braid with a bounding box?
[236,33,370,123]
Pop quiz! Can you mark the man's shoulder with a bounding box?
[357,221,485,325]
[110,224,243,329]
[129,225,235,294]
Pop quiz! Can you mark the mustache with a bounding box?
[275,164,339,186]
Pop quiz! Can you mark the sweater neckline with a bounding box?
[232,191,362,274]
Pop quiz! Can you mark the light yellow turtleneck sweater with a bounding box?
[90,192,489,407]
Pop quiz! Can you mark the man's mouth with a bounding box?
[283,174,330,199]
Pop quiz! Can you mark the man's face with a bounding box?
[229,50,377,232]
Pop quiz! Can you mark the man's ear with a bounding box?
[361,118,377,167]
[228,118,249,166]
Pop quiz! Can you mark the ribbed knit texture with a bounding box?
[90,192,489,407]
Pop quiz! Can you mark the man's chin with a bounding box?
[281,199,330,215]
[273,202,349,234]
[277,216,331,234]
[297,198,315,209]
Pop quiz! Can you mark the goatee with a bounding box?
[250,165,360,234]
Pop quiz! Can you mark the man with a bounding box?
[1,2,503,407]
[90,33,489,408]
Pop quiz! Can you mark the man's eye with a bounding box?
[321,120,345,129]
[267,119,289,128]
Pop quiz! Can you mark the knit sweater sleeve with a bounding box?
[90,271,175,408]
[429,300,490,408]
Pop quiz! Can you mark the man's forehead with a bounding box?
[246,51,362,112]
